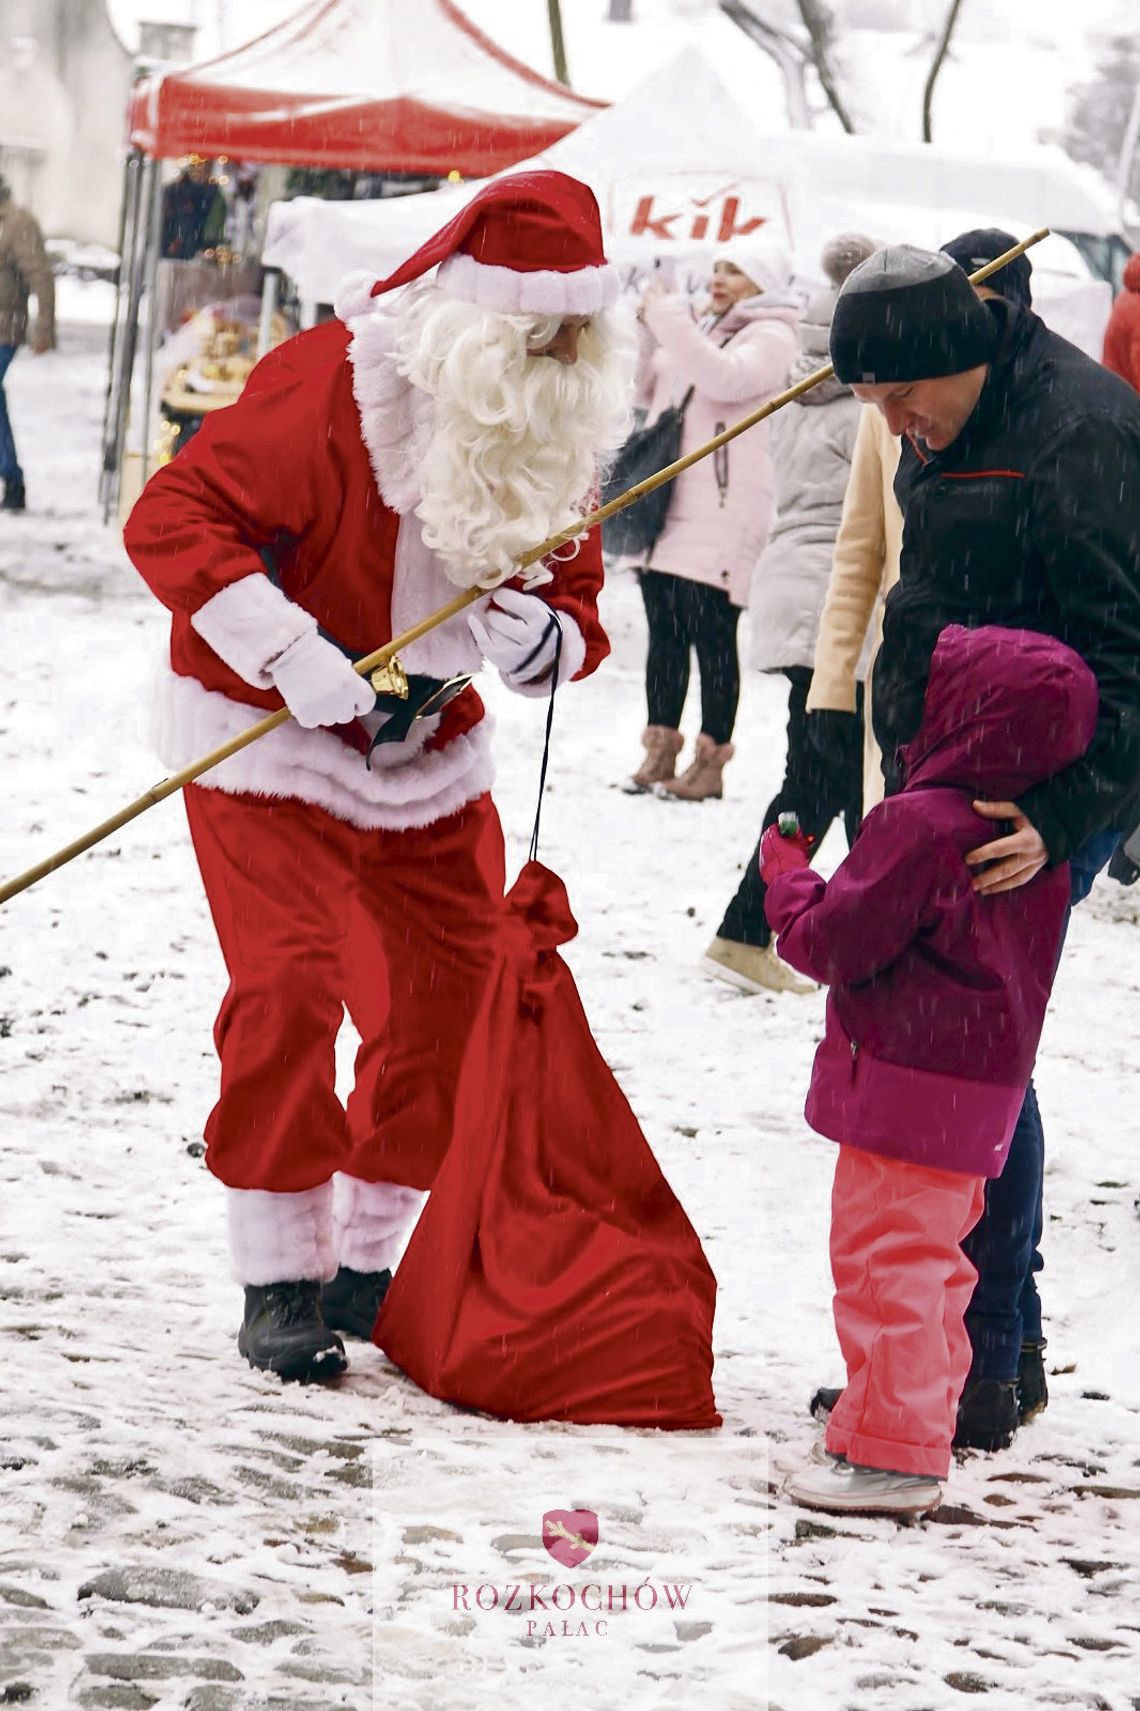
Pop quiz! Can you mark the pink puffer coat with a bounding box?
[636,291,799,606]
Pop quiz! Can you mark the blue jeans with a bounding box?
[0,345,20,482]
[963,827,1122,1380]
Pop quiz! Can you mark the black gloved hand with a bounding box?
[806,708,862,772]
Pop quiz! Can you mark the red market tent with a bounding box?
[104,0,604,522]
[127,0,605,176]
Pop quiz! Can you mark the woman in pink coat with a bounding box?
[623,242,799,799]
[759,625,1098,1516]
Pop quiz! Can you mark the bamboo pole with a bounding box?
[0,230,1049,909]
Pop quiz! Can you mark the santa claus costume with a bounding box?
[125,172,634,1381]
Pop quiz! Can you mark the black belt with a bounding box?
[258,546,472,760]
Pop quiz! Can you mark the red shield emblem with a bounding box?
[542,1508,599,1568]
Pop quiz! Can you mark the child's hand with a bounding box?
[759,822,813,884]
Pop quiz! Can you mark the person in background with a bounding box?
[804,228,1035,814]
[766,626,1098,1516]
[1102,252,1140,390]
[702,233,877,994]
[0,172,54,513]
[622,241,799,801]
[160,159,228,262]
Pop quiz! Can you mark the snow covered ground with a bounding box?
[1,308,1139,1710]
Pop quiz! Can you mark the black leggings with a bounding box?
[717,668,864,948]
[639,570,742,745]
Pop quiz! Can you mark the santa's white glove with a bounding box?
[468,587,561,689]
[267,629,375,729]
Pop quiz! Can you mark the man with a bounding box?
[824,244,1140,1448]
[0,172,54,512]
[125,172,634,1382]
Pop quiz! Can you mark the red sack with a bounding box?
[375,861,721,1430]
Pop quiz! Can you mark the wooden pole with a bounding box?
[0,230,1049,909]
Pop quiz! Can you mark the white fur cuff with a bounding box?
[191,573,317,690]
[333,1175,426,1274]
[503,611,587,699]
[226,1183,337,1286]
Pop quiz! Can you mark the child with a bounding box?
[759,624,1098,1515]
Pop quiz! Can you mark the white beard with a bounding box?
[390,286,636,589]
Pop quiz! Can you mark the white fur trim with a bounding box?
[154,666,496,832]
[345,307,433,516]
[227,1183,336,1285]
[190,574,317,690]
[334,269,380,324]
[333,1175,426,1274]
[501,610,587,699]
[436,253,619,316]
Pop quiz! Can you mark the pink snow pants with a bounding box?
[824,1146,986,1480]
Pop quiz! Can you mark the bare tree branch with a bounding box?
[922,0,967,143]
[793,0,857,134]
[718,0,813,130]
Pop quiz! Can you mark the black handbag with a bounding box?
[600,386,694,559]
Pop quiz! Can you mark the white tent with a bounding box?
[262,48,1115,356]
[262,51,796,303]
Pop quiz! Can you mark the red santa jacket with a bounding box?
[124,315,609,831]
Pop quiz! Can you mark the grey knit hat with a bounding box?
[829,244,999,384]
[820,231,879,289]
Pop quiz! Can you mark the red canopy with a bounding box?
[128,0,604,174]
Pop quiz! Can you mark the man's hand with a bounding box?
[31,335,51,356]
[965,800,1048,895]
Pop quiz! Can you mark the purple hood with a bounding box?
[900,625,1099,799]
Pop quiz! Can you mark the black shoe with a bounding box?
[319,1265,393,1341]
[237,1281,348,1383]
[2,476,25,512]
[953,1377,1019,1451]
[809,1385,843,1423]
[1017,1339,1048,1423]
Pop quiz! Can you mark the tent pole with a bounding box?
[256,267,280,358]
[104,150,149,526]
[99,149,137,518]
[100,148,142,520]
[139,158,164,489]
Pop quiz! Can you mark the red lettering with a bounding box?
[451,1585,470,1611]
[662,1584,692,1610]
[690,213,709,240]
[631,195,678,241]
[716,198,767,242]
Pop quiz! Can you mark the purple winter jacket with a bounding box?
[765,625,1099,1177]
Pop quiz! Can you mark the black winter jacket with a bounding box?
[873,301,1140,862]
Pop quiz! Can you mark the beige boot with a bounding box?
[657,734,734,801]
[701,936,816,995]
[621,725,684,794]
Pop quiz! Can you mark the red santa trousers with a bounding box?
[823,1146,985,1480]
[182,783,505,1194]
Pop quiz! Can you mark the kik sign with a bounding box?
[609,176,791,250]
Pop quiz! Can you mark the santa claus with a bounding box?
[125,172,635,1381]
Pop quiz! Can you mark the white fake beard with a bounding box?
[392,287,635,589]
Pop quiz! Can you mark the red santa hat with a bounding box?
[336,170,619,323]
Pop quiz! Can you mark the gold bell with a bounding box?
[370,655,409,699]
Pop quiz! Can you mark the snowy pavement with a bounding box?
[1,315,1139,1711]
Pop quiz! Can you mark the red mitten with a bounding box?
[759,822,813,884]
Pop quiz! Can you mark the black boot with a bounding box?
[2,475,25,512]
[238,1281,348,1383]
[953,1377,1019,1451]
[1017,1340,1048,1423]
[320,1265,393,1341]
[809,1385,842,1423]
